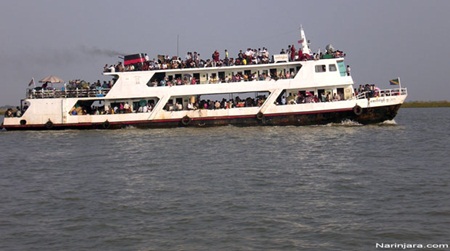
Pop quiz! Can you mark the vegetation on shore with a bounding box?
[0,107,13,114]
[401,101,450,108]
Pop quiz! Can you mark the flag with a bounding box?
[28,78,35,86]
[389,78,400,85]
[298,39,304,44]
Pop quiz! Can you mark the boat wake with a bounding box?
[322,119,398,127]
[378,119,397,126]
[324,119,363,127]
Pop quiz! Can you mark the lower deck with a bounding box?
[3,102,403,130]
[2,86,407,130]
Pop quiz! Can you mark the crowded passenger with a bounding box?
[15,106,22,117]
[357,84,379,98]
[103,41,346,73]
[4,108,14,117]
[333,93,341,101]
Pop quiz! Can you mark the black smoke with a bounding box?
[80,45,126,58]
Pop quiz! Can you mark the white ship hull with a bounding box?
[2,77,407,130]
[2,29,407,130]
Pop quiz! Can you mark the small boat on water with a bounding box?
[2,27,407,130]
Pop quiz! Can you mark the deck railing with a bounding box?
[356,87,407,100]
[26,86,407,101]
[27,88,111,99]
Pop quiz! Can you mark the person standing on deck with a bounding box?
[212,50,220,67]
[290,44,296,61]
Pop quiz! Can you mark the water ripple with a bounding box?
[0,109,449,250]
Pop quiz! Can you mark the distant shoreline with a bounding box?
[401,101,450,108]
[1,101,449,115]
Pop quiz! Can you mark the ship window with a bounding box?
[337,60,346,76]
[329,64,337,71]
[315,65,326,73]
[318,89,326,102]
[270,68,277,77]
[162,91,271,111]
[192,73,199,78]
[148,72,166,87]
[218,72,225,82]
[210,73,218,83]
[337,88,344,100]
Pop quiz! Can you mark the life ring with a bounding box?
[261,116,267,124]
[102,120,110,129]
[353,105,363,116]
[256,112,264,120]
[181,115,192,126]
[45,120,54,129]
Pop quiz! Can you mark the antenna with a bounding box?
[177,34,179,58]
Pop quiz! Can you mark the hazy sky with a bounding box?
[1,0,449,105]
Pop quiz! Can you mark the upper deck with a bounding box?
[27,26,349,100]
[27,55,350,100]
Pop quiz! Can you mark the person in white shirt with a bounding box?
[123,102,130,112]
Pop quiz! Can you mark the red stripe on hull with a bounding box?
[2,104,402,131]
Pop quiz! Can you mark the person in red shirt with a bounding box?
[212,50,220,66]
[290,44,296,61]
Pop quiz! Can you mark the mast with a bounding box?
[300,26,312,55]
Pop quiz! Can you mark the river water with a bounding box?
[1,108,449,251]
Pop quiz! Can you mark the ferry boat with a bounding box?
[2,28,407,130]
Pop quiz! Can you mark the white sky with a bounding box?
[1,0,449,105]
